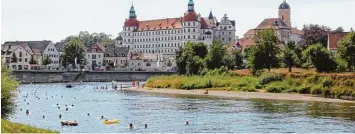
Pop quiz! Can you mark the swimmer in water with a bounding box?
[26,110,29,115]
[101,115,104,119]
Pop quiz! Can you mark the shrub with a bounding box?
[297,85,311,94]
[259,73,283,85]
[310,84,323,95]
[265,82,288,93]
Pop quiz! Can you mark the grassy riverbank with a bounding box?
[1,119,58,133]
[145,69,355,100]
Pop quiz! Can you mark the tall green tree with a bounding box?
[1,64,19,119]
[65,31,115,46]
[302,44,337,72]
[302,24,331,47]
[233,50,244,69]
[63,37,86,68]
[281,41,299,72]
[248,29,280,74]
[176,47,187,75]
[191,42,208,58]
[338,32,355,71]
[206,40,228,69]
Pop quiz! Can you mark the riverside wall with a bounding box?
[12,71,176,83]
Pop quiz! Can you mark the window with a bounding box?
[193,35,195,39]
[188,22,190,26]
[88,54,90,58]
[229,32,231,35]
[188,35,190,39]
[229,26,231,28]
[19,58,22,62]
[92,60,97,65]
[188,29,190,32]
[25,58,28,62]
[92,54,97,59]
[19,52,22,57]
[229,38,232,41]
[98,55,101,58]
[222,32,224,35]
[193,29,195,32]
[193,22,195,26]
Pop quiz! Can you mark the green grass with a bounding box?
[145,72,355,100]
[1,119,58,133]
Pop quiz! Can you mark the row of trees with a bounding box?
[176,24,354,75]
[176,41,235,75]
[246,27,355,74]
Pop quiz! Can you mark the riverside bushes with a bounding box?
[146,71,355,100]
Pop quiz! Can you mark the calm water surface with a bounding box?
[11,82,355,133]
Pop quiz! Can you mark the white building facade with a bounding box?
[118,0,236,55]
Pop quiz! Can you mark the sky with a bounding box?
[1,0,355,43]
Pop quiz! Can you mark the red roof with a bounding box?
[239,37,255,47]
[200,18,208,29]
[124,18,139,27]
[183,12,198,21]
[328,32,348,50]
[137,18,182,31]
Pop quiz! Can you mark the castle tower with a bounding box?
[182,0,200,43]
[122,4,138,48]
[278,0,291,27]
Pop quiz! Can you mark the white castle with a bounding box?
[116,0,236,55]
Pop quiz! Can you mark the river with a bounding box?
[10,82,355,133]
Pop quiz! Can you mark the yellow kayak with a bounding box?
[104,119,120,124]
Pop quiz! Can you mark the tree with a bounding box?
[333,26,344,32]
[29,55,37,64]
[302,44,337,72]
[302,24,331,47]
[206,40,228,70]
[338,32,355,71]
[248,29,281,74]
[63,37,86,68]
[191,42,208,58]
[11,53,17,63]
[65,31,115,47]
[1,64,19,119]
[42,56,52,66]
[176,47,187,75]
[281,41,299,72]
[233,50,244,69]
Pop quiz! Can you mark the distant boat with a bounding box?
[66,84,73,88]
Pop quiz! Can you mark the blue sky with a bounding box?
[1,0,355,43]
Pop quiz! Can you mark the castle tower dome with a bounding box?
[278,0,291,27]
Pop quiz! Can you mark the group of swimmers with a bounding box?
[94,86,108,90]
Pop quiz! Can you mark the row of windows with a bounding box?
[125,28,200,37]
[44,54,58,58]
[133,49,177,53]
[88,54,102,59]
[48,48,56,52]
[133,43,184,48]
[124,34,200,43]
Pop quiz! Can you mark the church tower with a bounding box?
[278,0,291,27]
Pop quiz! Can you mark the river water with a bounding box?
[10,82,355,133]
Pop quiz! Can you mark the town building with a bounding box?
[327,32,349,54]
[85,43,105,70]
[2,41,60,70]
[236,0,304,50]
[1,43,34,70]
[118,0,236,55]
[104,45,130,71]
